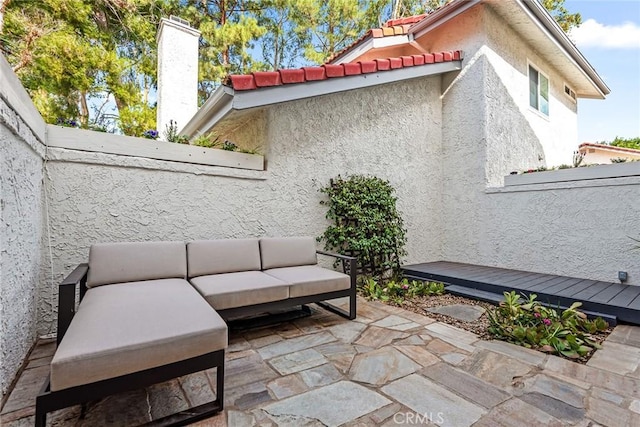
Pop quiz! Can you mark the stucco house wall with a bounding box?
[0,65,45,397]
[416,4,577,172]
[38,76,444,333]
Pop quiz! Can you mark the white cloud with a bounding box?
[569,19,640,49]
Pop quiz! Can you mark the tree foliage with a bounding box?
[1,0,584,135]
[607,136,640,151]
[1,0,161,134]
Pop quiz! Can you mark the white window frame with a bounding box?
[527,61,550,117]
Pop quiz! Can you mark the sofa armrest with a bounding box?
[57,263,88,345]
[316,251,357,289]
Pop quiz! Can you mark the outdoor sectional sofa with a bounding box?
[35,237,356,427]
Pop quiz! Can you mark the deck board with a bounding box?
[402,261,639,325]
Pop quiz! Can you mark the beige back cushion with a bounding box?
[187,239,261,277]
[87,241,187,288]
[260,237,317,270]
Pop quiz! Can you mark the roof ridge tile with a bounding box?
[227,50,463,91]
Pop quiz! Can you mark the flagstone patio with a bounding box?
[2,297,640,426]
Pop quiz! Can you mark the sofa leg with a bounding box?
[216,358,225,410]
[348,291,357,320]
[34,403,46,427]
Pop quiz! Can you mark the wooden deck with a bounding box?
[402,261,640,325]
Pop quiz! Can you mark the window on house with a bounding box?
[529,65,549,116]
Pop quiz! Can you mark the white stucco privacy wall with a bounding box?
[38,77,444,333]
[483,5,578,168]
[0,56,45,397]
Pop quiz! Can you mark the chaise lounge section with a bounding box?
[35,241,227,427]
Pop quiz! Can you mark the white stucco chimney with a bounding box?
[156,16,200,139]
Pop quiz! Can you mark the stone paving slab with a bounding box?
[269,348,327,375]
[350,347,421,385]
[586,340,640,375]
[473,397,564,427]
[422,362,510,409]
[3,297,640,427]
[262,381,391,427]
[381,374,486,427]
[426,304,485,322]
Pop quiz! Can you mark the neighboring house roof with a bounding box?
[579,143,640,156]
[182,50,463,136]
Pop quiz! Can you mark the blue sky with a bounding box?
[566,0,640,143]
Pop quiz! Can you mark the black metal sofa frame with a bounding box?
[34,264,225,427]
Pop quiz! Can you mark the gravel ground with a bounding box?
[381,292,612,363]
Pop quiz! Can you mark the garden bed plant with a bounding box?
[486,291,609,361]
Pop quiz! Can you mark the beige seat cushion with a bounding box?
[190,271,290,310]
[87,241,187,288]
[264,265,350,298]
[187,239,261,278]
[50,279,227,391]
[259,237,317,270]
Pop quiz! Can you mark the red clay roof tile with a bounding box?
[344,62,362,75]
[360,60,377,73]
[375,58,391,71]
[280,68,305,84]
[401,56,414,67]
[323,64,345,78]
[253,71,281,87]
[303,66,326,81]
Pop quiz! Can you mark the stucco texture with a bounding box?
[39,77,444,333]
[0,98,43,397]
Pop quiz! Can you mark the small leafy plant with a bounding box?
[164,120,189,144]
[486,291,608,360]
[222,140,238,151]
[192,132,221,148]
[359,277,444,304]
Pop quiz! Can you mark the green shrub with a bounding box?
[319,175,407,279]
[486,291,608,359]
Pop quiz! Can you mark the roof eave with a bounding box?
[180,85,234,137]
[409,0,609,99]
[185,60,463,134]
[519,0,610,98]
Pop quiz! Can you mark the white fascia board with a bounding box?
[332,38,374,64]
[333,35,411,64]
[232,61,462,111]
[372,35,411,49]
[180,85,234,137]
[410,0,482,39]
[518,0,609,98]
